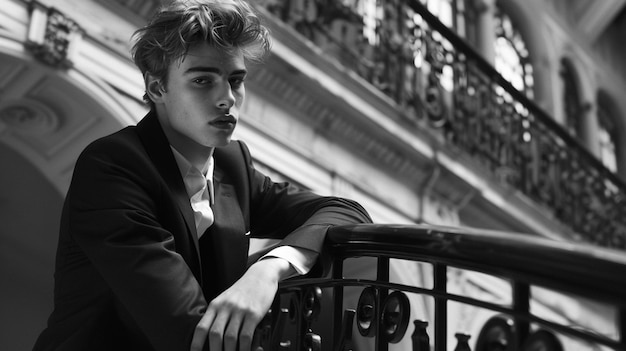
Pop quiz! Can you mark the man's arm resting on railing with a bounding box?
[190,254,301,351]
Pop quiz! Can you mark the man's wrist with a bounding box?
[250,257,295,282]
[260,246,317,276]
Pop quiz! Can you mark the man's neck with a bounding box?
[171,139,214,175]
[158,121,213,174]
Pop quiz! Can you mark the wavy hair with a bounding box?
[131,0,271,107]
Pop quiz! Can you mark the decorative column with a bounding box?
[472,0,497,64]
[579,101,600,156]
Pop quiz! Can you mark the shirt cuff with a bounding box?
[260,246,318,276]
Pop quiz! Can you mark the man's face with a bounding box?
[156,43,247,149]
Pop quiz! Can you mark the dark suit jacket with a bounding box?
[33,112,371,351]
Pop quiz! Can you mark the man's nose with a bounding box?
[216,82,235,110]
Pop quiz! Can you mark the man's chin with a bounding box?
[212,137,233,148]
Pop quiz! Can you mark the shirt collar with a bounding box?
[170,146,214,198]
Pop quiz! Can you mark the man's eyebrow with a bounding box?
[184,66,248,76]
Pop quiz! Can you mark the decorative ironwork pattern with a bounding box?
[255,285,473,351]
[257,224,626,350]
[258,0,626,249]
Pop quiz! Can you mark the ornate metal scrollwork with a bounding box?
[380,291,411,343]
[262,285,483,349]
[356,286,378,337]
[253,307,290,351]
[356,288,412,343]
[302,286,323,322]
[521,330,563,351]
[475,316,513,351]
[253,286,325,351]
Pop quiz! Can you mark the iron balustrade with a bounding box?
[253,224,626,351]
[256,0,626,249]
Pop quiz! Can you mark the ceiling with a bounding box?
[557,0,626,41]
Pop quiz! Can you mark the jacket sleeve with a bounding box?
[240,141,373,263]
[67,138,205,351]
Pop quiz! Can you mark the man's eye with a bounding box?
[192,78,212,85]
[230,78,245,88]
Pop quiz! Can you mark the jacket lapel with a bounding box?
[200,161,249,296]
[135,112,202,276]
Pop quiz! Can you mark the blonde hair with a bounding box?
[131,0,271,107]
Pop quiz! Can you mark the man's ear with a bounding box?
[145,72,165,103]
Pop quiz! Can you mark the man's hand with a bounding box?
[190,258,295,351]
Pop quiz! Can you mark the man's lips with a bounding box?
[209,114,237,128]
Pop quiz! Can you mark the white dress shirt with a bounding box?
[170,146,315,275]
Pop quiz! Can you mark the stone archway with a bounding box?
[0,44,138,350]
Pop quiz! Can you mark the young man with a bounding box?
[32,1,371,350]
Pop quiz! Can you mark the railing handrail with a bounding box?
[326,224,626,308]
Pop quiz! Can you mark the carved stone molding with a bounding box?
[25,2,83,68]
[0,99,59,136]
[249,65,429,182]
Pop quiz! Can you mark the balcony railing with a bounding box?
[255,0,626,249]
[253,224,626,351]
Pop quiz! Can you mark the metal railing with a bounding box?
[256,0,626,249]
[253,224,626,350]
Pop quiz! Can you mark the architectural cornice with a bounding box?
[248,64,430,183]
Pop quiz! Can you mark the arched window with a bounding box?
[597,93,619,173]
[560,58,584,137]
[493,6,534,98]
[415,0,479,43]
[419,0,468,33]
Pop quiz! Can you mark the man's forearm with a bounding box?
[260,246,317,278]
